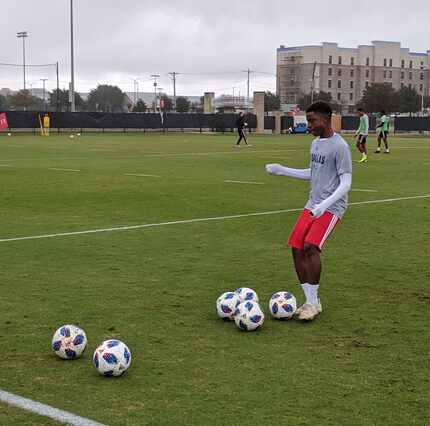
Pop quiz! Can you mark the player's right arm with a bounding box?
[265,163,311,180]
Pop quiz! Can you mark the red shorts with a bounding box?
[288,209,340,251]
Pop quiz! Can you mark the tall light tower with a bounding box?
[151,74,160,112]
[70,0,76,112]
[40,78,48,110]
[17,31,28,90]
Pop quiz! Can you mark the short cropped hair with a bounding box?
[306,101,332,118]
[381,110,386,114]
[357,108,364,112]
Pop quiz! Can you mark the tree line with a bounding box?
[0,85,204,113]
[296,83,430,114]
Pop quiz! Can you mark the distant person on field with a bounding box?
[356,108,369,163]
[235,112,249,147]
[375,110,390,154]
[265,101,352,321]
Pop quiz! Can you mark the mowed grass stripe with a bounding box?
[0,194,429,243]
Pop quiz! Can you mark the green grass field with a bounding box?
[0,132,429,425]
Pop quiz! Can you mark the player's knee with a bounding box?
[303,243,319,254]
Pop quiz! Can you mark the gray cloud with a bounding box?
[2,0,429,95]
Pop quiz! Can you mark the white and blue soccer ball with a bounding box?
[234,301,264,331]
[235,287,259,303]
[93,339,132,377]
[269,291,297,320]
[216,291,241,320]
[52,325,87,359]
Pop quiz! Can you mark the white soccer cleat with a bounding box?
[296,300,322,321]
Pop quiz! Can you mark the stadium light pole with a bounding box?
[70,0,76,112]
[151,74,160,112]
[17,31,28,90]
[40,78,48,111]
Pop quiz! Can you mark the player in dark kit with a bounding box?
[266,102,352,321]
[235,112,249,147]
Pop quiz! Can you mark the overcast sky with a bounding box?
[2,0,429,97]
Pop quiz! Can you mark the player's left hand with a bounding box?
[310,204,325,218]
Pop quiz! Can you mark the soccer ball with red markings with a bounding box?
[234,301,264,331]
[93,339,132,377]
[216,291,242,320]
[269,291,297,319]
[52,325,87,359]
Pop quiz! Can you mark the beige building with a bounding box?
[277,41,430,112]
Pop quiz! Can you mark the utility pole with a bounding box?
[40,78,48,111]
[243,68,253,112]
[150,74,160,112]
[168,72,178,112]
[56,62,60,112]
[17,31,28,90]
[70,0,76,112]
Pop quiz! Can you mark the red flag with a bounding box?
[0,113,8,130]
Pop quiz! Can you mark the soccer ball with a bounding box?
[52,325,87,359]
[216,291,241,320]
[234,301,264,331]
[269,291,297,320]
[235,287,259,303]
[7,133,11,136]
[76,133,81,136]
[69,134,74,139]
[93,339,132,377]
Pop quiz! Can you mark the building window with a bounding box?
[409,61,413,68]
[365,81,369,88]
[350,93,354,101]
[401,59,405,68]
[338,69,342,77]
[338,80,342,89]
[351,57,354,66]
[350,69,354,77]
[408,83,412,89]
[420,84,423,92]
[389,59,393,67]
[384,58,387,67]
[383,70,387,78]
[338,56,342,65]
[420,61,424,69]
[401,82,404,89]
[328,67,332,76]
[389,70,392,78]
[409,72,413,79]
[337,93,341,101]
[328,80,332,88]
[329,55,333,64]
[290,80,295,86]
[365,69,370,78]
[350,81,354,89]
[366,57,370,66]
[420,73,424,80]
[401,71,405,79]
[328,91,332,98]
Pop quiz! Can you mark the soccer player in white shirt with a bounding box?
[265,102,352,321]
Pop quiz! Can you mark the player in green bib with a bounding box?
[375,110,390,153]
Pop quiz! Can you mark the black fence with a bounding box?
[395,117,430,131]
[0,111,262,131]
[1,111,430,132]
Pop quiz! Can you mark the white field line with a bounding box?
[0,164,11,167]
[224,180,265,185]
[49,168,81,172]
[0,194,429,244]
[140,149,299,158]
[124,173,161,178]
[351,189,378,192]
[0,389,106,426]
